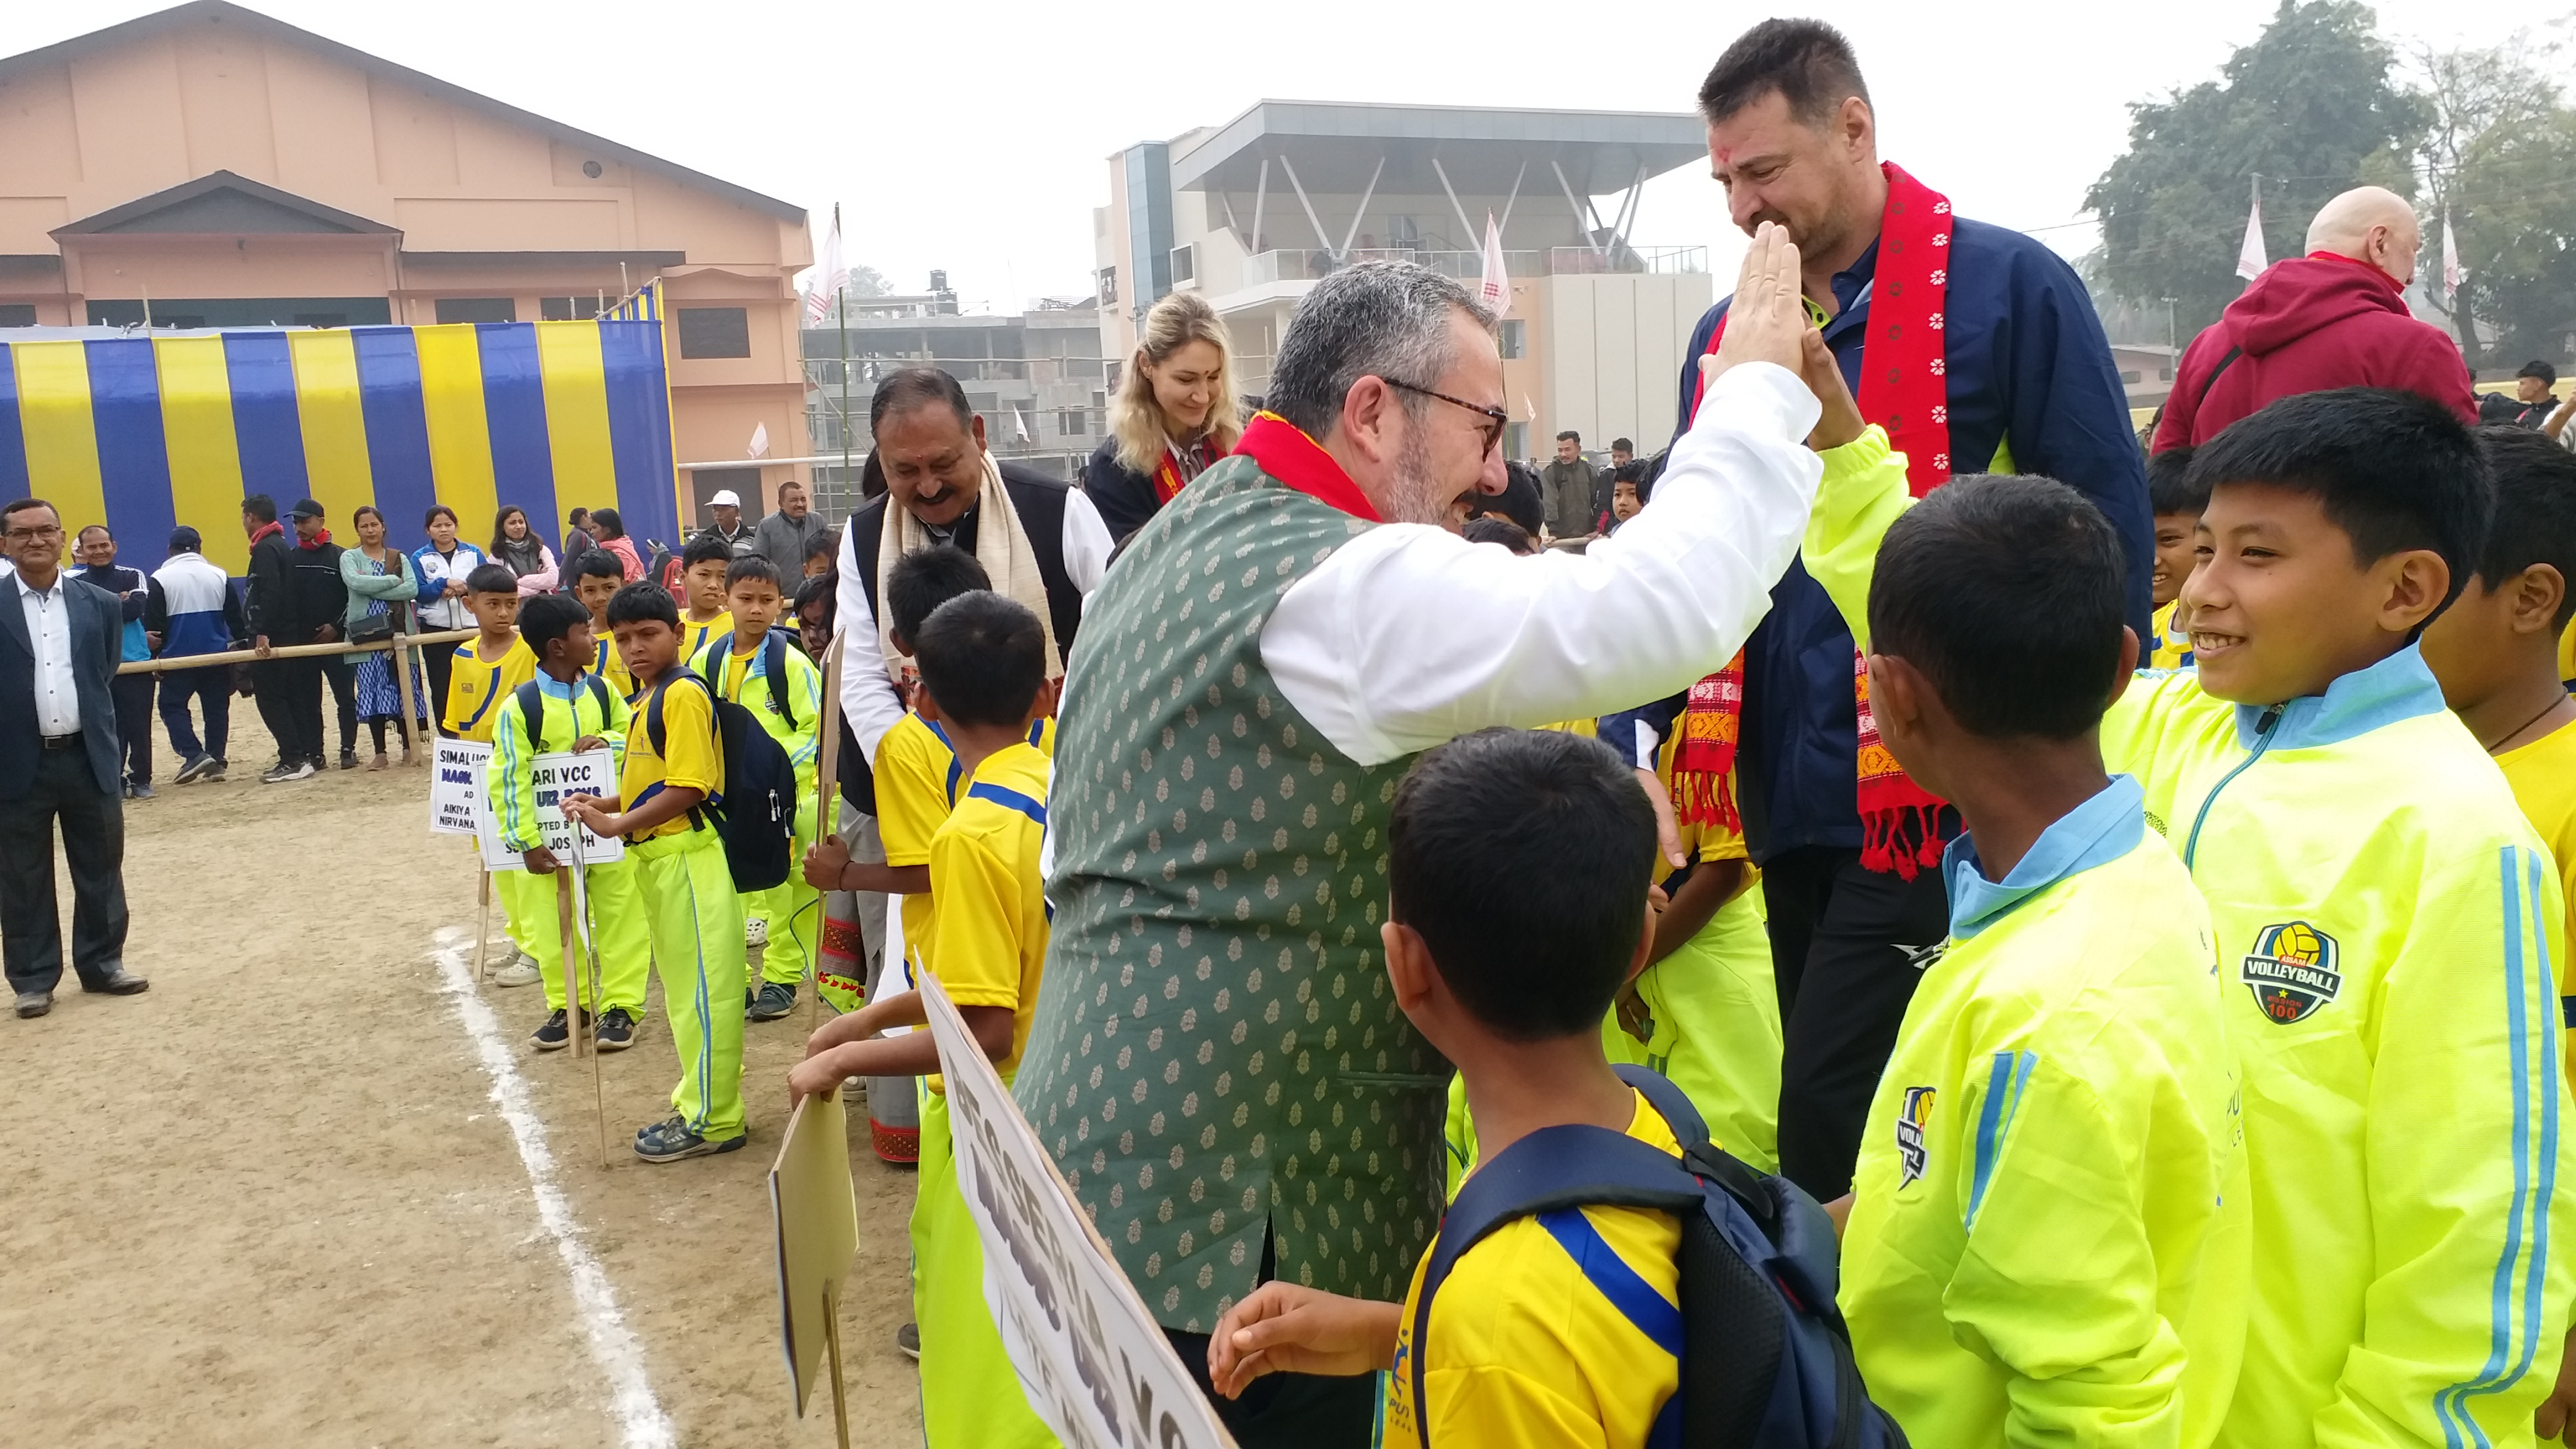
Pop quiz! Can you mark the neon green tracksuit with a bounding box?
[1808,425,2576,1448]
[1839,776,2250,1446]
[485,675,651,1016]
[698,636,825,991]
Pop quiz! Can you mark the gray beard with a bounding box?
[1385,430,1455,527]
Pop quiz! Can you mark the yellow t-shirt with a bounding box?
[923,741,1052,1092]
[878,713,1058,962]
[680,609,733,663]
[591,633,634,704]
[1388,1090,1683,1449]
[442,635,538,743]
[2501,717,2576,1086]
[618,674,724,842]
[2149,599,2194,670]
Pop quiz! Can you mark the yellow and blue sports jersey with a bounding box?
[442,634,537,743]
[698,633,824,799]
[1806,424,2576,1449]
[1839,778,2248,1447]
[486,673,631,854]
[922,740,1052,1093]
[879,712,1058,970]
[618,673,724,844]
[1389,1090,1682,1449]
[590,633,634,703]
[2150,598,2194,670]
[679,609,732,663]
[1534,718,1598,737]
[2499,718,2576,1088]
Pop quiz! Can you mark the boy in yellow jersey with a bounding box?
[675,534,734,662]
[2146,446,2205,669]
[1806,373,2574,1445]
[697,554,826,1022]
[563,581,749,1164]
[1207,728,1688,1446]
[442,563,542,984]
[1816,473,2247,1445]
[790,591,1059,1449]
[569,548,634,702]
[485,594,651,1052]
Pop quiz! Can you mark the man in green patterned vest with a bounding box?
[1020,240,1829,1445]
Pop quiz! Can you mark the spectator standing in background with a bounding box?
[587,507,643,581]
[2,498,149,1019]
[148,526,242,785]
[409,504,485,728]
[2480,360,2559,428]
[342,505,422,770]
[287,500,361,773]
[1080,290,1243,543]
[754,479,830,579]
[700,489,756,556]
[488,505,559,595]
[561,508,595,571]
[1539,429,1597,540]
[1594,435,1638,524]
[2154,186,2476,451]
[70,524,155,799]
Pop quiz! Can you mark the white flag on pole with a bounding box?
[2236,196,2267,281]
[1479,212,1511,318]
[2442,206,2465,296]
[1012,405,1031,443]
[803,209,847,326]
[747,422,771,458]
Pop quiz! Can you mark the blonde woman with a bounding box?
[1080,291,1242,542]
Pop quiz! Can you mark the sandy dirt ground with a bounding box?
[0,707,930,1447]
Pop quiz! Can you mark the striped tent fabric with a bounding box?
[0,307,680,575]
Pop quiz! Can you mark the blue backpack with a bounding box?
[641,666,797,893]
[1412,1064,1907,1449]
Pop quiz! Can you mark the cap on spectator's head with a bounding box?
[168,525,201,554]
[289,497,326,520]
[708,489,741,508]
[2519,360,2558,387]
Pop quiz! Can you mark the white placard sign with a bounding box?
[476,749,626,869]
[920,972,1237,1449]
[429,738,491,836]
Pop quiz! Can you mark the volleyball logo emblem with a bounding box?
[2242,921,2342,1024]
[1896,1086,1936,1187]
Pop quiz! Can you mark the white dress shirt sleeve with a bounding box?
[1261,361,1823,766]
[1060,486,1112,595]
[836,517,907,767]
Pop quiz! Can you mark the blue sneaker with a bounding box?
[633,1115,745,1163]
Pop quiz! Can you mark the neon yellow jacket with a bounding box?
[1808,427,2576,1449]
[1841,776,2249,1447]
[695,632,823,802]
[486,672,631,855]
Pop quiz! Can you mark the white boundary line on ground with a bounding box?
[433,925,678,1449]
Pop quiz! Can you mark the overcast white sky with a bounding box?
[5,1,2561,311]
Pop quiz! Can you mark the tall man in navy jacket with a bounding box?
[1611,21,2151,1200]
[1,498,149,1019]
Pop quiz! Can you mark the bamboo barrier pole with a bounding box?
[112,628,477,674]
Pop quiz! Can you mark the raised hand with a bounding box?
[1705,222,1808,384]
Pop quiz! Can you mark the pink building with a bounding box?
[0,0,812,522]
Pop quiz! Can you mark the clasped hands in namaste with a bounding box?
[1702,221,1867,453]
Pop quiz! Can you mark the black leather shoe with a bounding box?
[14,990,51,1019]
[83,969,149,996]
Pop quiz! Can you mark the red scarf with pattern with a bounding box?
[1692,162,1955,878]
[1669,651,1746,831]
[1153,435,1231,506]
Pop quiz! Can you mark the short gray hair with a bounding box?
[1264,262,1495,439]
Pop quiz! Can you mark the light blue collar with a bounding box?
[536,673,580,700]
[1944,775,2146,940]
[2232,642,2445,751]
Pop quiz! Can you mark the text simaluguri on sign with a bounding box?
[428,738,491,836]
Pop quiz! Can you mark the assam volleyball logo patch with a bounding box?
[1896,1086,1936,1187]
[2242,921,2342,1024]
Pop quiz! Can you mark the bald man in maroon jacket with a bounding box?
[2154,186,2475,452]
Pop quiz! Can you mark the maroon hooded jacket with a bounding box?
[2152,252,2475,452]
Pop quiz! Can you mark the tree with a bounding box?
[2414,41,2576,368]
[847,263,891,299]
[2087,1,2427,337]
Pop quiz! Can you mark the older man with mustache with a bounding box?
[1012,236,1830,1446]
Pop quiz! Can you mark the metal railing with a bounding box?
[800,355,1117,386]
[1237,245,1705,287]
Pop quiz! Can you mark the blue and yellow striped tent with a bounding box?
[0,291,680,575]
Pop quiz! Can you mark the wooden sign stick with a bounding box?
[473,866,493,983]
[823,1282,853,1449]
[808,634,846,1039]
[556,874,583,1060]
[572,823,608,1169]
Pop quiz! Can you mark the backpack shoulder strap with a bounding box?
[762,631,797,730]
[645,667,704,759]
[1617,1063,1780,1237]
[585,674,610,726]
[512,679,551,752]
[1410,1123,1703,1448]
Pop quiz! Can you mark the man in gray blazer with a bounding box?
[2,498,148,1019]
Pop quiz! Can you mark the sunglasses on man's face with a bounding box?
[1383,378,1509,456]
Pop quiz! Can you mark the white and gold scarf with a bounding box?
[875,449,1060,682]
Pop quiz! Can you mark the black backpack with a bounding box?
[641,666,796,893]
[509,676,614,753]
[1413,1065,1907,1449]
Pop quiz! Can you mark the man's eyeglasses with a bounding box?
[1383,378,1509,456]
[3,522,62,543]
